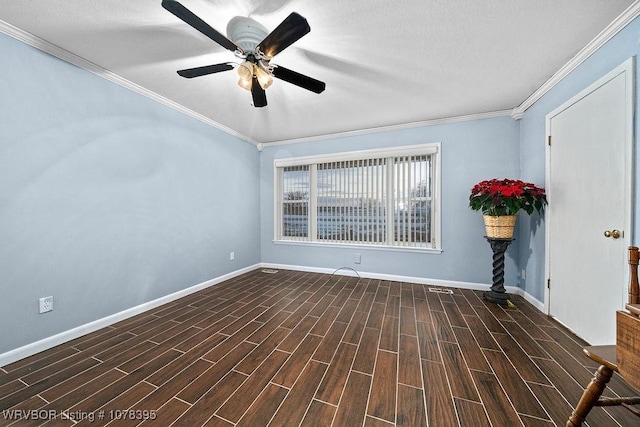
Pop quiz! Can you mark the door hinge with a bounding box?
[547,135,552,146]
[547,278,551,289]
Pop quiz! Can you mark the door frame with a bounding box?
[544,57,635,315]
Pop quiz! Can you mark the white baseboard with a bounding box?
[1,262,547,368]
[260,262,545,309]
[0,264,260,368]
[521,289,546,312]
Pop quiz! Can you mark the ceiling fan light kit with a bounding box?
[255,66,274,90]
[237,77,252,91]
[161,0,326,107]
[237,60,253,82]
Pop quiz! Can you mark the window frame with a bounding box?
[273,143,442,253]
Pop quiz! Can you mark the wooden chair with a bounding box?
[566,246,640,426]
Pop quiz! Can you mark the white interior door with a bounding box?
[546,59,633,345]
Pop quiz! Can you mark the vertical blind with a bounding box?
[279,152,434,248]
[281,165,309,240]
[393,155,431,246]
[317,158,387,244]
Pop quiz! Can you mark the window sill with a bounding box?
[272,239,443,254]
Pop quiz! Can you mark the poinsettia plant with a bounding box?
[469,178,547,216]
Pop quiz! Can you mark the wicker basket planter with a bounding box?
[483,214,516,239]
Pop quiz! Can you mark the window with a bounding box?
[275,144,440,250]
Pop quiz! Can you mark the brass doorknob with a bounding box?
[604,230,621,239]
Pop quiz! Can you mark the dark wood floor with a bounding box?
[1,269,638,426]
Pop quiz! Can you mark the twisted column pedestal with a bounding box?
[483,237,514,306]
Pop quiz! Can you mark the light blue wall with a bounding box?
[6,13,638,358]
[518,16,640,302]
[0,34,260,354]
[260,117,521,286]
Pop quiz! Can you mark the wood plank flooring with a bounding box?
[1,269,638,426]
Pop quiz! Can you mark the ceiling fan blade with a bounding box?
[161,0,240,53]
[177,63,234,78]
[257,12,310,58]
[272,65,326,94]
[251,77,268,107]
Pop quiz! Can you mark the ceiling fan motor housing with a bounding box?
[226,16,268,54]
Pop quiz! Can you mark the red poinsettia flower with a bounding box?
[469,178,547,216]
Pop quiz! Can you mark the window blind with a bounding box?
[275,144,439,249]
[316,158,387,244]
[281,165,309,240]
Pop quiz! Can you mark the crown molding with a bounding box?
[512,1,640,119]
[5,1,638,145]
[261,109,513,148]
[510,109,525,120]
[0,19,260,147]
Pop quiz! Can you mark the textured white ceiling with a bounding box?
[0,0,636,144]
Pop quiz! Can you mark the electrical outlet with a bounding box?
[354,254,361,264]
[39,296,53,314]
[230,252,235,261]
[521,269,526,280]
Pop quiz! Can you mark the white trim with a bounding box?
[0,19,260,148]
[274,143,440,168]
[548,315,591,343]
[274,143,442,250]
[264,110,513,147]
[0,264,260,368]
[260,262,543,308]
[0,17,512,147]
[274,164,283,241]
[510,109,525,120]
[3,2,639,145]
[0,261,546,367]
[521,289,545,312]
[271,239,443,254]
[432,142,442,249]
[512,1,640,119]
[544,57,635,315]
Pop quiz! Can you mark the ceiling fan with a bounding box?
[161,0,326,107]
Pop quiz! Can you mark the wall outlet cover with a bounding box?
[39,296,53,313]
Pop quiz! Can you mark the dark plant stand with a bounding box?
[483,237,514,306]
